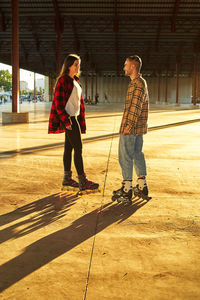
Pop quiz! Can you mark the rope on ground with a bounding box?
[83,119,116,300]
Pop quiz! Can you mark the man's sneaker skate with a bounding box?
[112,181,125,196]
[112,181,132,206]
[61,171,79,191]
[133,177,151,201]
[77,173,100,195]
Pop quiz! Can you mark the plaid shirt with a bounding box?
[120,74,149,135]
[48,75,86,134]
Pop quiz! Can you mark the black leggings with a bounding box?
[63,117,84,175]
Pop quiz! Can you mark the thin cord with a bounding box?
[83,119,116,300]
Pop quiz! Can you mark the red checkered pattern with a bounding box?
[48,75,86,134]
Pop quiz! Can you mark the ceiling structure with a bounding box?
[0,0,200,77]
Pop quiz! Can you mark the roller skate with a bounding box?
[112,180,132,206]
[77,173,100,196]
[61,171,79,191]
[133,176,151,201]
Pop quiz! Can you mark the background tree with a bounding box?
[0,70,12,91]
[20,90,29,95]
[39,87,43,95]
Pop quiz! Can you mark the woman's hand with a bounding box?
[66,125,72,130]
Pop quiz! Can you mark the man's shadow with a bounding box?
[0,196,148,292]
[0,192,78,244]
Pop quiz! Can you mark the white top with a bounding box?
[65,80,82,116]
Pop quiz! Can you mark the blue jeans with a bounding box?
[118,133,147,180]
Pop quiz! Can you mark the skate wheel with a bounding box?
[76,188,101,197]
[123,200,132,206]
[111,195,116,202]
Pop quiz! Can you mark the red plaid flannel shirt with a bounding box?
[48,75,86,134]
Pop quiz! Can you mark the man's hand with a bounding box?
[123,128,131,135]
[66,125,72,130]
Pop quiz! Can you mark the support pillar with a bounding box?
[91,67,94,102]
[95,72,98,95]
[54,11,64,75]
[193,52,199,106]
[176,56,181,104]
[85,53,89,101]
[157,70,161,104]
[49,76,54,102]
[165,64,169,104]
[12,0,19,113]
[56,32,61,74]
[33,72,36,101]
[3,0,29,124]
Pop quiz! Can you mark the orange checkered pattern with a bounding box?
[120,74,149,135]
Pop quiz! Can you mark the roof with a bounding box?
[0,0,200,77]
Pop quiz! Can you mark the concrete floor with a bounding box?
[0,102,200,300]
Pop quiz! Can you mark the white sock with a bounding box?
[124,180,132,192]
[137,177,147,190]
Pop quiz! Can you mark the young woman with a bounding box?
[48,54,99,191]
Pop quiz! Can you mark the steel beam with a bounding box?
[113,0,119,75]
[0,10,6,32]
[155,18,163,52]
[171,0,181,33]
[52,0,64,74]
[21,41,29,66]
[31,28,45,68]
[70,16,80,53]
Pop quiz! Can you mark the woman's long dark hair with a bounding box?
[54,54,81,91]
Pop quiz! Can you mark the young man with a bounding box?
[112,55,150,205]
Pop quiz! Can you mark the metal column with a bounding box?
[56,32,61,74]
[193,52,199,106]
[95,72,98,95]
[165,64,169,104]
[157,70,161,103]
[33,72,36,101]
[12,0,19,112]
[91,67,94,102]
[84,54,88,101]
[176,56,180,104]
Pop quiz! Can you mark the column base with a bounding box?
[2,112,29,124]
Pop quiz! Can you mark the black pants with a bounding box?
[63,117,84,175]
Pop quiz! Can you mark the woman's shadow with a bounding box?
[0,195,149,292]
[0,192,78,244]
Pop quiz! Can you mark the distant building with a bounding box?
[36,78,44,90]
[20,81,29,91]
